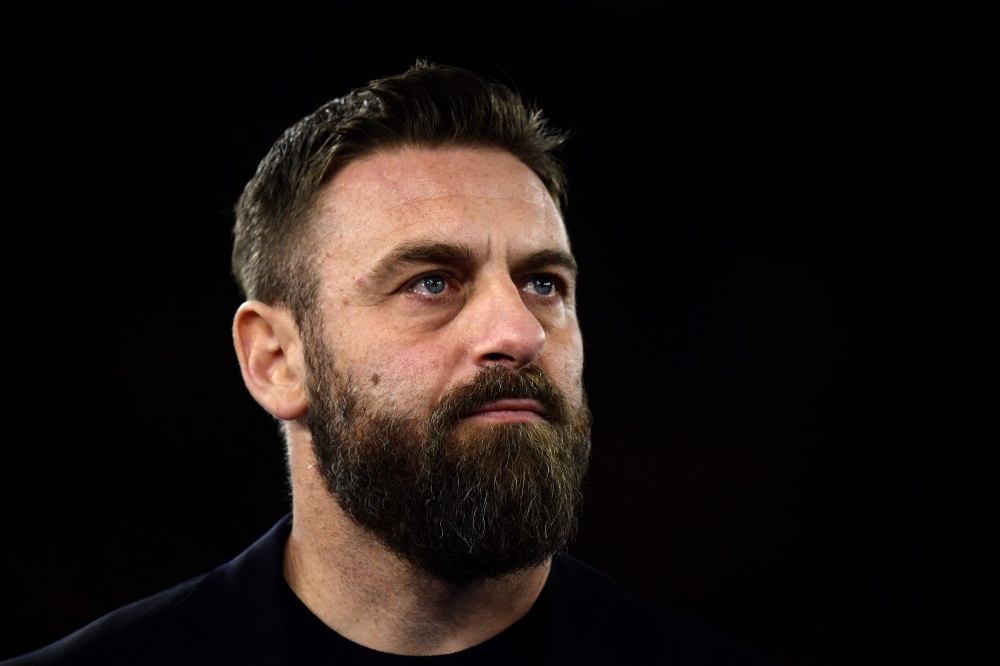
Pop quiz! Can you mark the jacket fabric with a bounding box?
[6,517,774,665]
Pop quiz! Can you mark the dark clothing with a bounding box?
[6,517,773,665]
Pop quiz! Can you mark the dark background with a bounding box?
[2,2,989,663]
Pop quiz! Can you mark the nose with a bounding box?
[463,277,546,369]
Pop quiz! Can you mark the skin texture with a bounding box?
[232,147,584,655]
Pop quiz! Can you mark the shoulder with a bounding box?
[2,576,209,666]
[544,554,776,665]
[3,517,293,666]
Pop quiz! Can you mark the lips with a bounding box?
[465,399,546,421]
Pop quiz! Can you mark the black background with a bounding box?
[2,2,989,663]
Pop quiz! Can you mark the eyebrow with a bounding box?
[366,241,479,287]
[511,248,579,279]
[365,241,579,288]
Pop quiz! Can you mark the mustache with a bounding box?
[429,364,572,429]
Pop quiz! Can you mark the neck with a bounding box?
[282,419,550,656]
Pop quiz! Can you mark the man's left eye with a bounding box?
[524,277,556,296]
[413,275,447,295]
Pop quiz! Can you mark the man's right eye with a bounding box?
[412,275,447,295]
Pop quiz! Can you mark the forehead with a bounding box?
[312,147,569,262]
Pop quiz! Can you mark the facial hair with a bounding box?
[304,342,592,580]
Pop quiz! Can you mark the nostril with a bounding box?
[484,352,513,362]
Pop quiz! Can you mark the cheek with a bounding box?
[351,335,464,407]
[542,328,586,406]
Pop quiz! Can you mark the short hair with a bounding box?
[232,62,570,325]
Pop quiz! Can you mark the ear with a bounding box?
[233,301,309,421]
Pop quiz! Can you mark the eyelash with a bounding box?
[524,274,566,299]
[403,273,567,301]
[405,272,458,299]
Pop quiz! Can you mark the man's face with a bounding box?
[309,147,584,420]
[302,147,590,577]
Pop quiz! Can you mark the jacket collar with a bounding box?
[179,514,293,665]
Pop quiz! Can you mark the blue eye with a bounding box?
[528,277,555,296]
[420,276,446,295]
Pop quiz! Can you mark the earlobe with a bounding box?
[233,301,309,421]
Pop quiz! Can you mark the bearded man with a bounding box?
[6,64,772,665]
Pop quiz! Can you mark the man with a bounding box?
[7,63,772,664]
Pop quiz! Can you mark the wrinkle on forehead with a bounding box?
[331,147,554,216]
[310,147,567,261]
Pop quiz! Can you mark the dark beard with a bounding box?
[304,341,591,580]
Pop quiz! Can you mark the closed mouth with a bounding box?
[464,399,546,422]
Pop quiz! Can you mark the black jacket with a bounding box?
[6,517,774,664]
